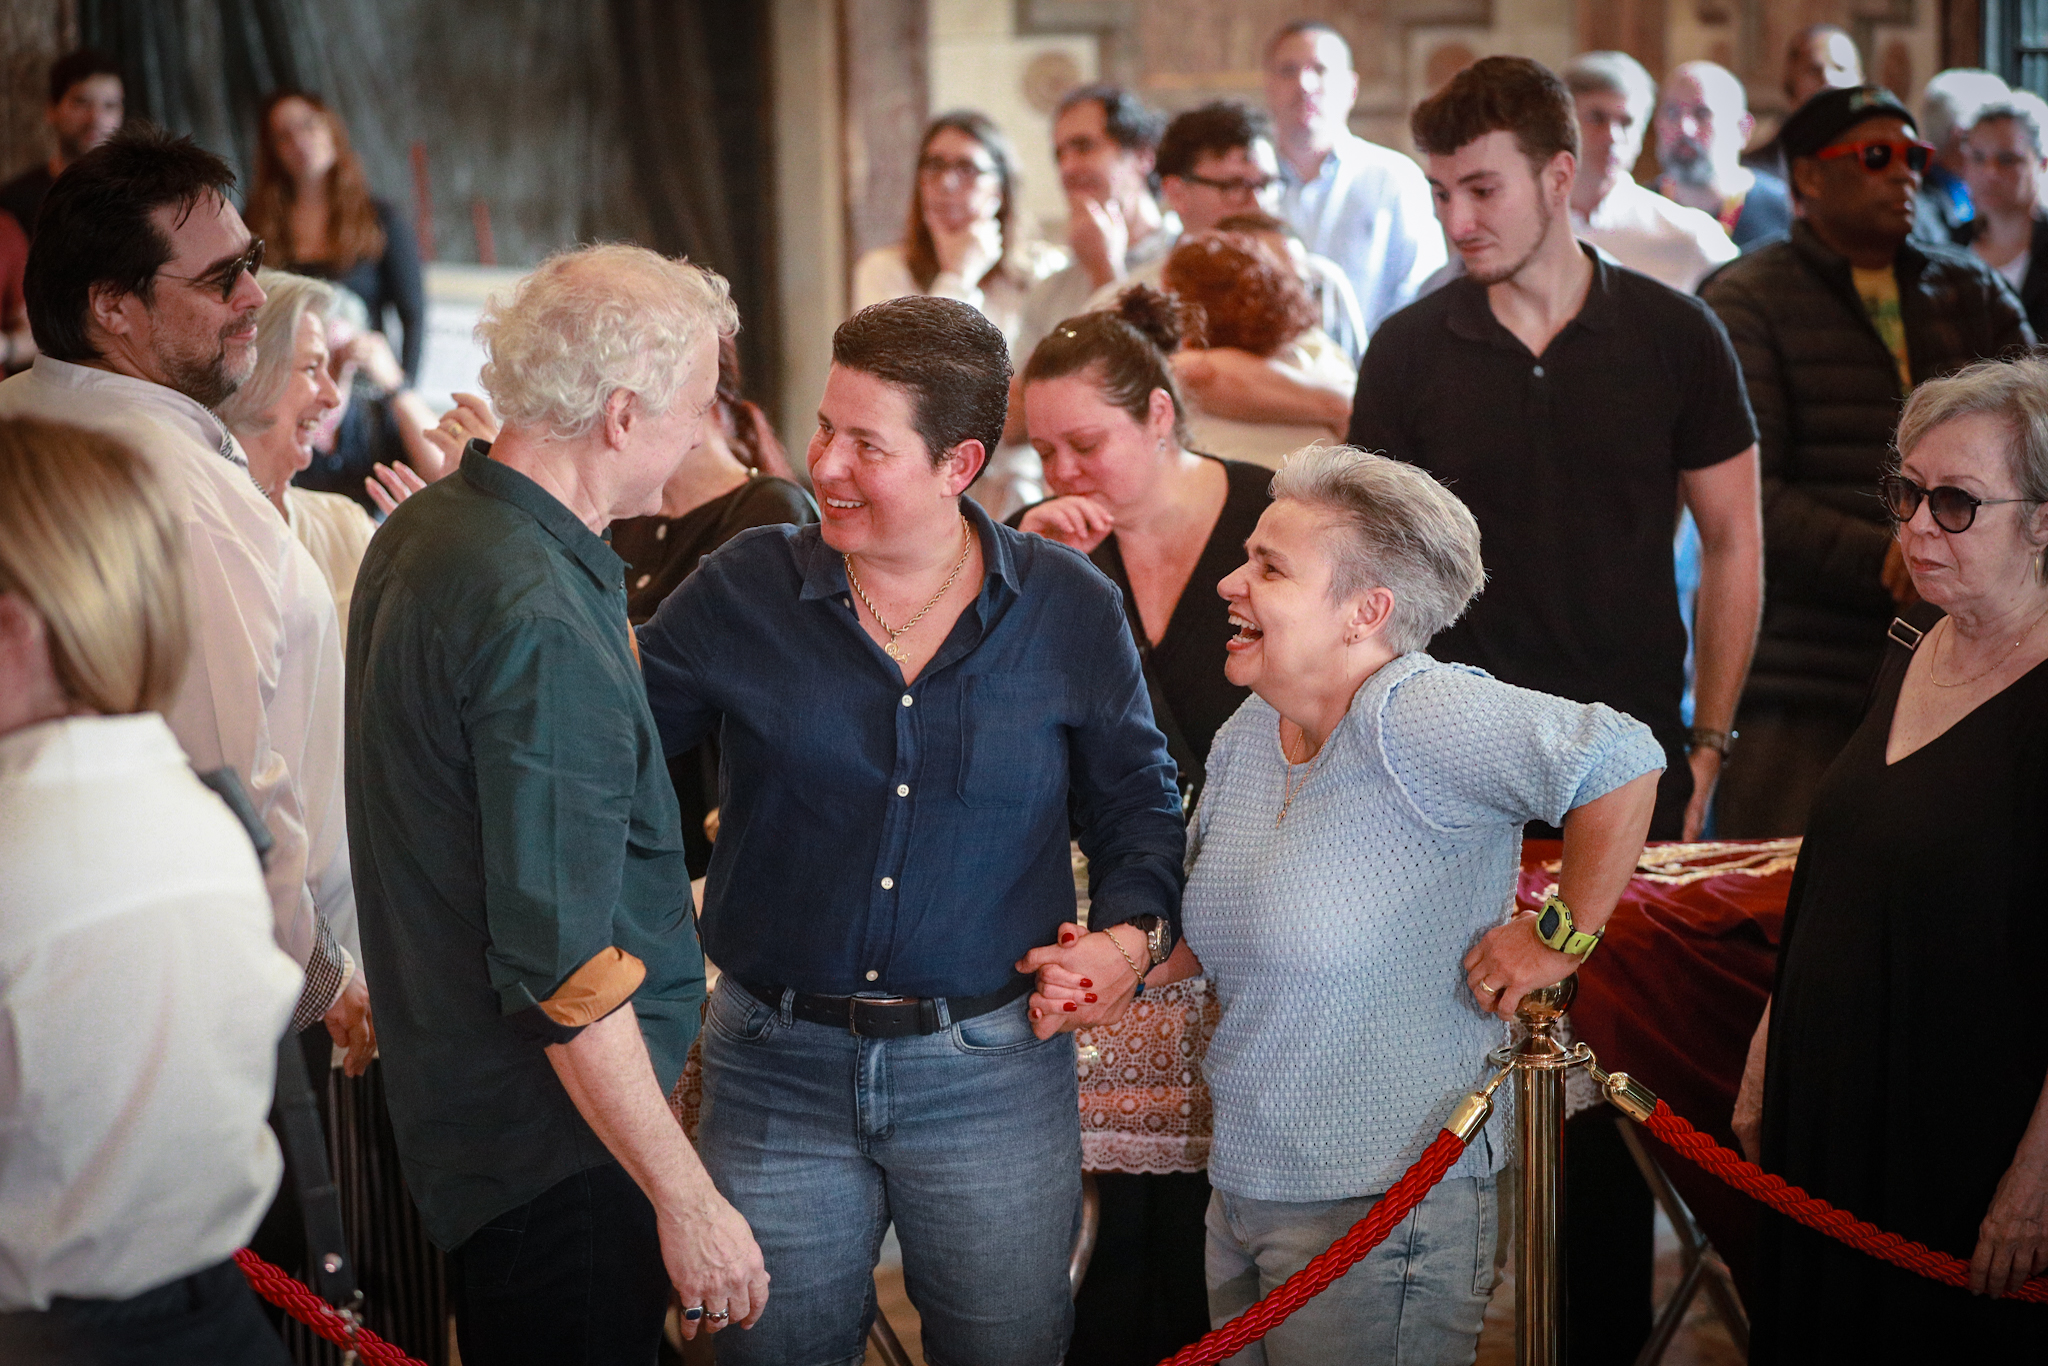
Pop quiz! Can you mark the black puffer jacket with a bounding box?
[1699,222,2032,711]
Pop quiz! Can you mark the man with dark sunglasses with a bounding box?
[1699,85,2032,836]
[0,123,371,1100]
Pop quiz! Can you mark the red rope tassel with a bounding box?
[233,1248,426,1364]
[1158,1128,1471,1366]
[1641,1100,2048,1304]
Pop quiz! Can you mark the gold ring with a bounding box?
[1482,981,1503,994]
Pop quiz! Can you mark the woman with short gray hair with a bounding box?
[1035,445,1665,1363]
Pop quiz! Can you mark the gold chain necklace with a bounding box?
[844,516,973,662]
[1928,605,2048,688]
[1275,724,1327,826]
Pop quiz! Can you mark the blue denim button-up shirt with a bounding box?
[638,497,1185,999]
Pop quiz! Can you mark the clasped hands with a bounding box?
[1017,922,1149,1041]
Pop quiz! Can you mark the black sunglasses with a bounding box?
[1878,472,2032,533]
[161,238,265,303]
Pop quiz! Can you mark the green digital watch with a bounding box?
[1533,895,1603,961]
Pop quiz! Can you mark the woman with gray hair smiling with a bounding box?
[1031,445,1665,1363]
[1735,354,2048,1361]
[216,269,423,645]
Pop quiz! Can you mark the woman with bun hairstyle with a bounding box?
[1017,285,1272,807]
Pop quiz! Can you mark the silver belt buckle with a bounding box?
[848,994,917,1035]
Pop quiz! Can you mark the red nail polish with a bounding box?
[1080,978,1093,989]
[1061,933,1076,945]
[1063,1001,1078,1012]
[1085,993,1098,1003]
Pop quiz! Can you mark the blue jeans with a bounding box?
[1206,1175,1499,1366]
[697,978,1081,1366]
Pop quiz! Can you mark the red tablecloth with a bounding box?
[1518,838,1797,1292]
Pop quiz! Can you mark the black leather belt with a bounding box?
[736,973,1033,1038]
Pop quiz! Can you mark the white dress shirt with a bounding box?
[0,358,356,1017]
[1570,178,1739,295]
[0,715,302,1309]
[1277,132,1449,335]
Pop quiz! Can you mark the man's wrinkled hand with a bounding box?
[323,972,376,1077]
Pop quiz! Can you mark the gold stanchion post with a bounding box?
[1512,978,1577,1366]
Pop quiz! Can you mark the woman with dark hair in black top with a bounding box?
[1009,285,1271,1366]
[1013,285,1272,809]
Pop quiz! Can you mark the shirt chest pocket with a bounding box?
[956,671,1068,809]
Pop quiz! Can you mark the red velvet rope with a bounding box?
[1157,1128,1470,1366]
[233,1248,425,1364]
[1641,1100,2048,1304]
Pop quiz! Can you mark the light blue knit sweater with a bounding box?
[1184,652,1665,1202]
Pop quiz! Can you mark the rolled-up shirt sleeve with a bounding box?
[1067,585,1187,936]
[1380,663,1667,832]
[466,616,648,1044]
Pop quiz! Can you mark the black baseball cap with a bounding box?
[1780,85,1918,160]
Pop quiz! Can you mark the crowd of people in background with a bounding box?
[3,16,2048,1366]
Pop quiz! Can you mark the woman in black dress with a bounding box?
[1011,286,1271,1365]
[1735,356,2048,1360]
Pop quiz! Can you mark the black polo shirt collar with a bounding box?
[458,440,626,592]
[1444,243,1623,353]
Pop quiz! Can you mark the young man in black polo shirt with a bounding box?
[1349,55,1761,845]
[1346,56,1764,1366]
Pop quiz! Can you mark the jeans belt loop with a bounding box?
[933,995,952,1031]
[778,986,796,1027]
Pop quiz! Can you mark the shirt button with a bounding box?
[635,573,651,589]
[897,784,910,796]
[1532,365,1545,378]
[654,524,668,541]
[881,876,895,890]
[901,694,913,707]
[865,969,879,982]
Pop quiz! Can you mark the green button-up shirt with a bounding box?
[345,445,704,1250]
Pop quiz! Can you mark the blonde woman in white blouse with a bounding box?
[852,110,1064,348]
[0,418,301,1365]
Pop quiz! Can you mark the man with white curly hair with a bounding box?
[345,243,767,1364]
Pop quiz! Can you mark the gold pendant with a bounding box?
[885,639,907,661]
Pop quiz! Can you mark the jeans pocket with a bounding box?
[949,996,1046,1055]
[705,979,776,1044]
[1472,1174,1500,1298]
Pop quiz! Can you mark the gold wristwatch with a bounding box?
[1533,895,1603,961]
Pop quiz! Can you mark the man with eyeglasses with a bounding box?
[1699,85,2033,837]
[0,127,371,1068]
[1654,60,1792,251]
[1082,101,1364,421]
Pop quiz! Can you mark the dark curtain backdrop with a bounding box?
[76,0,780,420]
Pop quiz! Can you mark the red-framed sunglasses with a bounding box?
[1814,138,1935,174]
